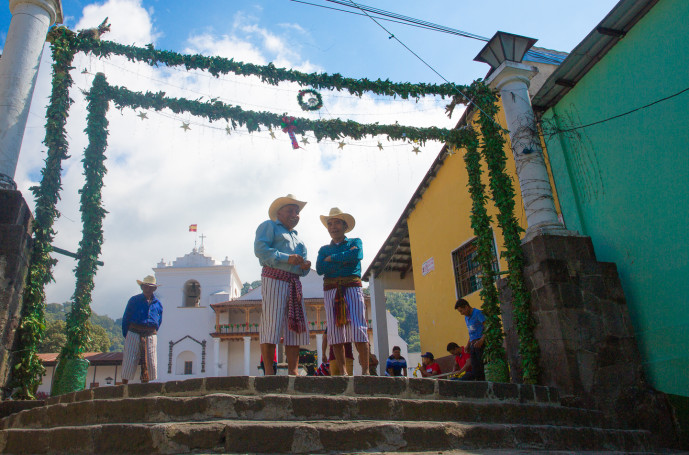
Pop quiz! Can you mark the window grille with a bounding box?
[452,235,499,298]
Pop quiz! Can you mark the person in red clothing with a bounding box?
[447,341,472,378]
[419,352,441,377]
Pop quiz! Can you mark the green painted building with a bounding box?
[532,0,689,422]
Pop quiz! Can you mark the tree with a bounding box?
[39,320,67,353]
[85,323,111,352]
[380,292,421,352]
[241,280,261,295]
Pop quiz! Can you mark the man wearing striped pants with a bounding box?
[254,194,312,375]
[121,275,163,383]
[316,207,369,375]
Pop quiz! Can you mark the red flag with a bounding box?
[189,224,197,232]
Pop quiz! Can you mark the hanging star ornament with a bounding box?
[269,129,276,139]
[137,111,148,120]
[338,141,346,150]
[377,142,384,151]
[301,136,310,146]
[412,146,421,155]
[225,125,232,135]
[181,122,191,131]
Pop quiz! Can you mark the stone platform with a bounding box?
[0,376,671,454]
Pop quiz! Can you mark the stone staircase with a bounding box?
[0,376,665,454]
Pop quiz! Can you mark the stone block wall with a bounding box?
[0,189,34,395]
[498,234,678,446]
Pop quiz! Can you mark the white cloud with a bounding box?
[76,0,159,45]
[15,1,455,321]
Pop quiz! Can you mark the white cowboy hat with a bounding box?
[136,275,159,287]
[268,194,307,221]
[320,207,355,233]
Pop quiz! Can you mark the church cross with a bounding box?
[200,233,207,248]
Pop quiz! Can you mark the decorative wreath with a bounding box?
[297,89,323,111]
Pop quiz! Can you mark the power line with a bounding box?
[337,0,499,123]
[549,85,689,134]
[289,0,564,65]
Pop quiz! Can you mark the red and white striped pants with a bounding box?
[324,286,369,345]
[260,276,310,346]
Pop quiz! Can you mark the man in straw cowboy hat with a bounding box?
[121,275,163,383]
[254,194,312,375]
[316,208,369,375]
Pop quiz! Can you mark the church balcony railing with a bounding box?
[211,320,373,338]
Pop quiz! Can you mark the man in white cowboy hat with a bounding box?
[316,208,369,375]
[121,275,163,384]
[254,194,311,375]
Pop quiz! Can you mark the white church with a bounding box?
[38,245,409,393]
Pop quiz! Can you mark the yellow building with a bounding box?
[364,49,565,360]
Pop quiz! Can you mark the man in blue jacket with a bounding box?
[121,275,163,383]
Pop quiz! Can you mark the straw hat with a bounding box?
[320,207,355,233]
[136,275,159,287]
[268,194,307,221]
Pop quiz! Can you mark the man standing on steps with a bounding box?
[455,298,485,381]
[121,275,164,384]
[254,194,311,376]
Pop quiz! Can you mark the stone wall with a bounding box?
[0,190,33,395]
[498,234,678,447]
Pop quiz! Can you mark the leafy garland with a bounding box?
[10,29,79,399]
[60,73,110,359]
[13,24,539,395]
[104,83,452,143]
[297,89,323,111]
[462,132,508,379]
[473,87,541,384]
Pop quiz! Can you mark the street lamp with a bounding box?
[105,376,113,385]
[474,31,537,70]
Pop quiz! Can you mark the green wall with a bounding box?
[541,0,689,397]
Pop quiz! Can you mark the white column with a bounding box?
[369,275,389,375]
[486,60,572,241]
[0,0,63,188]
[315,333,323,365]
[213,338,220,377]
[242,336,251,376]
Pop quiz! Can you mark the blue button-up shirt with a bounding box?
[316,237,363,278]
[254,219,309,276]
[122,293,163,337]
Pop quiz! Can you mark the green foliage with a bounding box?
[472,87,541,384]
[39,320,111,353]
[10,28,79,400]
[460,127,508,372]
[241,280,262,296]
[59,72,111,362]
[384,292,420,352]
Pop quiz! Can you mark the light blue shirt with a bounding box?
[254,219,309,276]
[465,308,486,342]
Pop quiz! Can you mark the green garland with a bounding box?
[10,29,79,399]
[60,73,110,360]
[104,83,451,144]
[473,85,541,384]
[461,130,508,378]
[13,24,540,396]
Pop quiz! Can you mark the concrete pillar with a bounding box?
[213,338,220,377]
[242,336,251,376]
[315,333,323,365]
[369,275,389,375]
[486,60,571,241]
[0,0,63,188]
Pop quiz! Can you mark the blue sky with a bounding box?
[1,0,620,319]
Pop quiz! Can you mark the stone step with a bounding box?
[0,393,604,430]
[0,420,654,454]
[45,376,560,407]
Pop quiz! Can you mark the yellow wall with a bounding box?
[407,109,528,357]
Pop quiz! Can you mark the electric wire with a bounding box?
[340,0,498,124]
